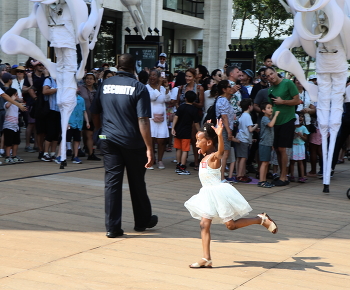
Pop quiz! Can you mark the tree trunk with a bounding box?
[239,10,248,45]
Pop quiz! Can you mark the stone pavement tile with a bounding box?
[0,188,68,215]
[0,265,26,280]
[244,266,350,290]
[0,230,124,274]
[311,238,350,255]
[289,250,350,273]
[331,224,350,239]
[30,252,239,290]
[0,208,104,232]
[1,180,101,203]
[0,274,104,290]
[0,161,101,181]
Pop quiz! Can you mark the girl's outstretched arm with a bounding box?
[213,119,224,159]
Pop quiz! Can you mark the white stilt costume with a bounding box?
[0,0,148,167]
[273,0,350,192]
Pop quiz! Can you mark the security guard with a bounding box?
[91,54,158,238]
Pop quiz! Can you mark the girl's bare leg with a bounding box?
[228,161,235,178]
[194,218,212,265]
[157,138,166,162]
[298,160,305,178]
[225,215,274,231]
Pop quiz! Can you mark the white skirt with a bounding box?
[184,183,253,224]
[150,119,169,138]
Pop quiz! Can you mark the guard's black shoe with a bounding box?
[106,229,124,238]
[134,215,158,232]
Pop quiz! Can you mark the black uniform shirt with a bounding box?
[91,71,151,149]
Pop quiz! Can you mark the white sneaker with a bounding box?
[158,161,165,169]
[147,166,154,170]
[172,159,177,163]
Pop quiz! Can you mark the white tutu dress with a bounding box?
[184,160,253,224]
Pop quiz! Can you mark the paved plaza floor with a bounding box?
[1,148,350,289]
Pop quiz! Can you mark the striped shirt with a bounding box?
[3,102,19,132]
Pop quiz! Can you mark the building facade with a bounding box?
[0,0,233,73]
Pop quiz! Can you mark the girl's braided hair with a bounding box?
[198,122,218,146]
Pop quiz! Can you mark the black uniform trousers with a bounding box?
[101,140,152,232]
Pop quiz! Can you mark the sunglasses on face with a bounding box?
[16,70,25,73]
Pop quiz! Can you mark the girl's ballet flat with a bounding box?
[189,258,212,268]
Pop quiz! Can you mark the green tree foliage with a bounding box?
[233,0,293,64]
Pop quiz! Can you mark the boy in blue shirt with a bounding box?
[65,93,90,164]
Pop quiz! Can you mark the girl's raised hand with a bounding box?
[212,119,223,136]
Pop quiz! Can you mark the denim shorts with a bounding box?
[259,144,272,162]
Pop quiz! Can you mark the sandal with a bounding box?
[257,212,278,234]
[189,258,212,268]
[193,166,199,171]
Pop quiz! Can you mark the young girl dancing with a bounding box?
[184,120,278,268]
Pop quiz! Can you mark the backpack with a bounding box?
[204,97,220,125]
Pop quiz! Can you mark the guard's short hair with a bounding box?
[117,54,135,73]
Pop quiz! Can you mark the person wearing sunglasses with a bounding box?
[11,66,26,100]
[250,67,269,101]
[211,69,222,84]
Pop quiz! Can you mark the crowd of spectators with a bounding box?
[1,53,349,189]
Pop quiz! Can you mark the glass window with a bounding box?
[94,18,117,66]
[163,0,204,19]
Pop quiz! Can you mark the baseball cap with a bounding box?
[242,69,254,79]
[11,65,18,69]
[159,53,167,58]
[109,67,118,73]
[309,74,317,80]
[2,73,14,83]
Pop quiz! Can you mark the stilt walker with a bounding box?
[272,0,350,192]
[1,0,148,168]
